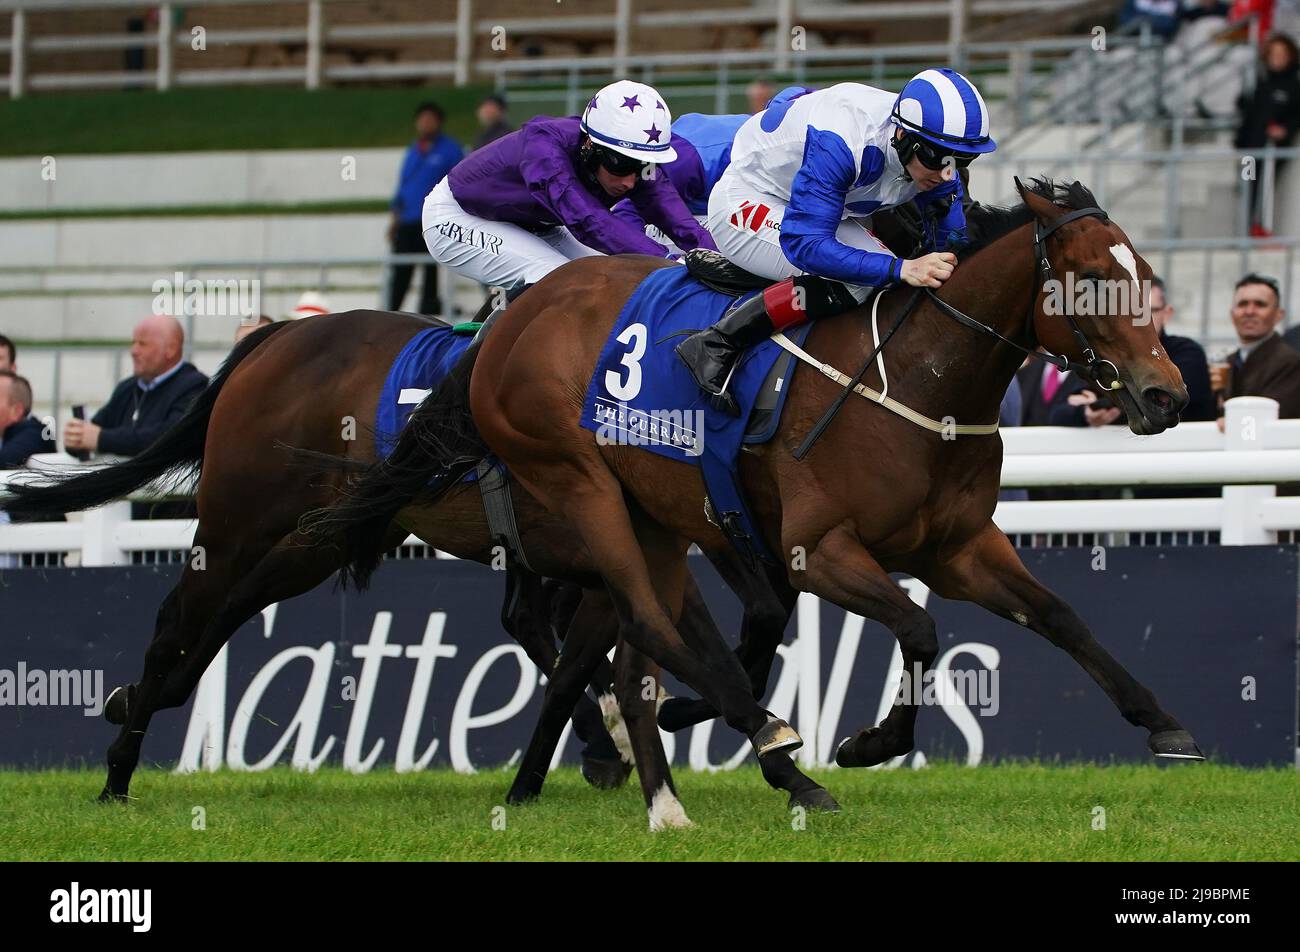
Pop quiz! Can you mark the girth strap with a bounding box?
[476,459,534,572]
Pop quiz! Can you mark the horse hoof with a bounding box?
[104,684,133,725]
[835,727,910,768]
[96,787,128,804]
[648,784,693,831]
[581,755,633,790]
[1149,729,1206,761]
[506,785,539,806]
[790,786,841,814]
[753,716,802,757]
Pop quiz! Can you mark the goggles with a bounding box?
[594,146,648,177]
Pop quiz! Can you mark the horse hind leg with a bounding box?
[100,529,359,802]
[500,567,630,789]
[613,641,692,830]
[506,589,621,805]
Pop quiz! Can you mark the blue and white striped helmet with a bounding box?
[891,68,997,154]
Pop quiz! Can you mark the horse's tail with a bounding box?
[1,321,292,519]
[298,341,486,591]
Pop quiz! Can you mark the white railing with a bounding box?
[1,397,1297,563]
[1,0,1107,99]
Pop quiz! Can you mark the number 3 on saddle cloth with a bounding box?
[579,265,812,569]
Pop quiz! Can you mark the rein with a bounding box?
[788,198,1122,458]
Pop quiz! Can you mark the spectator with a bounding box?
[1121,0,1185,40]
[1148,277,1217,421]
[387,101,463,315]
[1234,32,1300,237]
[1017,355,1080,425]
[1282,321,1300,348]
[746,77,775,114]
[286,292,330,321]
[0,371,53,469]
[474,94,514,150]
[0,333,14,373]
[234,314,274,345]
[999,376,1028,503]
[63,315,208,458]
[1213,272,1300,420]
[0,371,61,566]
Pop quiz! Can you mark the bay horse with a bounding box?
[1,313,794,828]
[310,179,1205,816]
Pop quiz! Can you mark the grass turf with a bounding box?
[1,763,1295,861]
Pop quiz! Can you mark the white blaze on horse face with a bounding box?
[1109,243,1142,311]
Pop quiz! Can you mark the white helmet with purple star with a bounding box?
[580,79,677,164]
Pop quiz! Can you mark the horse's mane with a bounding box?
[956,178,1103,262]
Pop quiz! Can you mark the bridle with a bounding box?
[793,195,1124,460]
[922,203,1124,392]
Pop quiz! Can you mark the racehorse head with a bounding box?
[1015,178,1188,435]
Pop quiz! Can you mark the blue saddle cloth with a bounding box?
[376,325,475,460]
[579,266,809,566]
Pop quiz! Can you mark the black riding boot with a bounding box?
[674,294,776,416]
[675,275,860,416]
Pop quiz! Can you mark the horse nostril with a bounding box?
[1142,387,1181,415]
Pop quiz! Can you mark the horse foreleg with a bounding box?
[801,525,939,769]
[926,522,1204,760]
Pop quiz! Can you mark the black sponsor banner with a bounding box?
[0,547,1295,770]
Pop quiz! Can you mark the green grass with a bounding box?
[1,84,498,157]
[1,763,1295,861]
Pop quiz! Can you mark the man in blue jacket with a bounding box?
[388,101,464,315]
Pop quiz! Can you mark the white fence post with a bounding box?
[81,501,132,567]
[775,0,793,75]
[455,0,473,86]
[306,0,324,90]
[1220,396,1277,545]
[10,8,27,100]
[614,0,632,78]
[948,0,968,68]
[156,3,173,92]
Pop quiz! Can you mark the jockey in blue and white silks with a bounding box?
[423,79,715,294]
[675,69,998,415]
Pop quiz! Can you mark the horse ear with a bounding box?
[1017,178,1066,224]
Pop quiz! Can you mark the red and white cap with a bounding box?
[288,291,331,320]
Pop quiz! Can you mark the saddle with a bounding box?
[683,248,770,296]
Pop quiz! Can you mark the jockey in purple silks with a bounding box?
[423,79,716,307]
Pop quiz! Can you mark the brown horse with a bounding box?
[312,178,1205,814]
[2,312,794,827]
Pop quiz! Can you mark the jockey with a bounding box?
[423,79,716,295]
[610,87,813,245]
[675,70,997,414]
